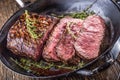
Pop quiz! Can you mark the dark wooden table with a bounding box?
[0,0,120,80]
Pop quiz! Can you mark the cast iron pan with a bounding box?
[0,0,120,79]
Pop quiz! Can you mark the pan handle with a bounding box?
[76,58,114,76]
[115,0,120,6]
[15,0,25,8]
[15,0,32,8]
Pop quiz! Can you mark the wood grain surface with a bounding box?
[0,0,120,80]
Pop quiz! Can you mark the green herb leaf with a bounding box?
[69,11,95,19]
[25,10,43,39]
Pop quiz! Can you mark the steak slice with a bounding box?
[42,18,67,62]
[74,15,105,59]
[43,17,83,62]
[7,12,58,61]
[56,33,75,62]
[56,19,83,62]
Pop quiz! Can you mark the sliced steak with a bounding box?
[56,33,75,62]
[43,17,83,62]
[7,12,58,61]
[74,15,105,59]
[43,18,67,62]
[56,19,83,62]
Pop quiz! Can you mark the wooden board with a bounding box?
[0,0,120,80]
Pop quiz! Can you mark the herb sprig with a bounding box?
[11,58,84,73]
[51,11,94,20]
[25,10,43,39]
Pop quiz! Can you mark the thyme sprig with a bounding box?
[69,11,94,19]
[11,58,84,71]
[25,10,43,39]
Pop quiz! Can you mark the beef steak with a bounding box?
[43,17,83,62]
[43,15,105,62]
[56,33,75,61]
[74,15,105,59]
[7,12,58,61]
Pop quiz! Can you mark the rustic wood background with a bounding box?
[0,0,120,80]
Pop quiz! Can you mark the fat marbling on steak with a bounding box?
[7,12,59,61]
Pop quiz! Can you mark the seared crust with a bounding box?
[7,12,59,61]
